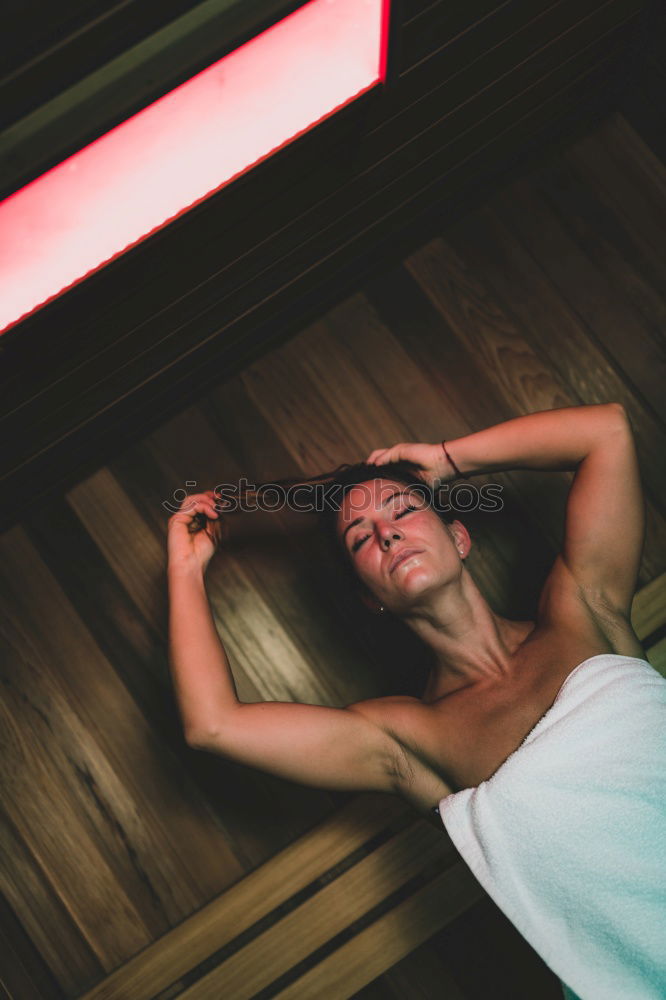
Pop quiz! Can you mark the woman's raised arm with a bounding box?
[445,403,643,616]
[368,403,644,617]
[166,491,402,792]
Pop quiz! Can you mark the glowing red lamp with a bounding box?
[0,0,390,334]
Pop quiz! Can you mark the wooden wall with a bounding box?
[1,112,664,999]
[0,0,650,531]
[617,0,666,161]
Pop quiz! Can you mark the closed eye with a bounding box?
[351,505,417,553]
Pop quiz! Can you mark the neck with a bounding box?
[400,567,533,693]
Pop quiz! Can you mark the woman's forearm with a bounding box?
[167,563,239,742]
[444,403,628,477]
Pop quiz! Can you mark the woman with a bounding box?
[167,403,666,1000]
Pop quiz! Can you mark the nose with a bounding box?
[378,520,403,548]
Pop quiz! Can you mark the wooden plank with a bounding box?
[178,823,463,1000]
[402,0,449,26]
[80,795,409,1000]
[0,0,210,127]
[0,813,101,996]
[617,0,666,165]
[0,892,65,1000]
[604,113,666,209]
[66,469,167,631]
[354,0,641,177]
[531,157,666,348]
[0,556,156,969]
[24,493,188,728]
[399,0,623,84]
[646,637,666,678]
[635,571,665,675]
[0,526,244,964]
[565,115,666,294]
[444,203,666,493]
[631,572,666,641]
[491,178,666,424]
[271,863,484,1000]
[401,0,504,69]
[1,0,121,75]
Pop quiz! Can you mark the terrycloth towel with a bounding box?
[436,653,666,1000]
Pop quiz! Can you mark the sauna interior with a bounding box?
[1,1,665,998]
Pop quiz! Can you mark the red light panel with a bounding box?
[0,0,389,334]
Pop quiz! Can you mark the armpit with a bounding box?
[580,588,644,653]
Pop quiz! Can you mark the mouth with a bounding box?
[389,548,424,574]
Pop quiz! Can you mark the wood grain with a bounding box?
[2,112,664,999]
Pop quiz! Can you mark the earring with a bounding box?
[379,605,385,613]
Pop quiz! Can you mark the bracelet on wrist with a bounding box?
[441,440,462,479]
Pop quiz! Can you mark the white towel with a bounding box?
[437,653,666,1000]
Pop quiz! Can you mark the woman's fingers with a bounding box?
[365,444,412,466]
[169,493,218,530]
[366,446,398,465]
[167,492,222,572]
[188,496,218,521]
[364,443,445,488]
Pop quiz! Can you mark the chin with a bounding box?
[393,566,440,601]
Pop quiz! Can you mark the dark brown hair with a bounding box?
[222,459,453,576]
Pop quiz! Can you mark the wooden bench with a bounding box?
[82,572,666,1000]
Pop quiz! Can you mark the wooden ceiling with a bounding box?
[0,0,655,529]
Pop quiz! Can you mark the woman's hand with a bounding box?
[167,490,227,575]
[365,442,454,489]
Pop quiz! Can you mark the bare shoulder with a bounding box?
[347,695,449,761]
[346,694,442,762]
[346,693,433,729]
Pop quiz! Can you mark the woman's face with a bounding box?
[336,477,463,612]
